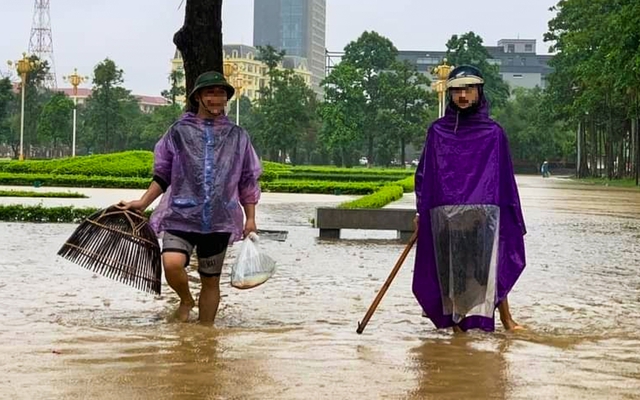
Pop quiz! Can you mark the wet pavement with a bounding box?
[1,175,639,399]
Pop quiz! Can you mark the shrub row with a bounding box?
[261,180,382,195]
[0,190,87,198]
[0,172,151,189]
[337,185,404,209]
[0,204,153,223]
[0,151,154,178]
[280,172,402,183]
[291,166,413,176]
[335,174,415,209]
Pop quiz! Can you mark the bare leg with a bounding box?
[163,252,195,322]
[497,297,523,331]
[198,275,221,326]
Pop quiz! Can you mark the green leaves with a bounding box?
[445,32,510,109]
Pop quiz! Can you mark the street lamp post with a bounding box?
[234,76,243,125]
[7,53,38,161]
[432,59,453,118]
[63,69,88,157]
[223,62,243,125]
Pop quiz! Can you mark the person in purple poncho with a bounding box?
[413,65,526,333]
[120,71,263,325]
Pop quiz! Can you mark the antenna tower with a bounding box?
[28,0,57,89]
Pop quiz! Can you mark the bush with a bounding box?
[261,180,382,195]
[337,185,404,209]
[291,166,413,176]
[0,172,151,189]
[0,204,153,223]
[395,175,415,192]
[283,172,401,183]
[0,190,87,198]
[0,151,154,177]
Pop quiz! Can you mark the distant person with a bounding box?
[120,71,262,325]
[541,160,550,178]
[413,65,527,333]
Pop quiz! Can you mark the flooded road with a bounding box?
[1,176,640,399]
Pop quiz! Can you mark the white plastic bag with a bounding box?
[230,232,277,289]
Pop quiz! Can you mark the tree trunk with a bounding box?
[400,138,406,166]
[174,0,224,113]
[635,117,639,185]
[367,135,374,167]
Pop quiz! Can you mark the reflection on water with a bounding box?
[1,176,640,399]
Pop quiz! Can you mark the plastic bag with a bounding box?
[230,232,277,289]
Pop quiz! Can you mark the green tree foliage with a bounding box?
[545,0,640,181]
[82,58,144,153]
[37,92,74,150]
[445,32,510,109]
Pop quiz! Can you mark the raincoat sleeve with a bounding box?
[498,128,527,236]
[238,134,262,205]
[152,129,175,192]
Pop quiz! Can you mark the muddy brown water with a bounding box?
[1,176,639,399]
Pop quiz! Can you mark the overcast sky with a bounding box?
[1,0,558,96]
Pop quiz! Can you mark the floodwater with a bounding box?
[1,176,640,399]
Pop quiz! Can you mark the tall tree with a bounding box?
[83,59,143,153]
[161,69,186,105]
[174,0,223,112]
[341,31,399,165]
[545,0,640,181]
[0,78,14,151]
[37,92,74,153]
[377,60,435,165]
[445,32,510,109]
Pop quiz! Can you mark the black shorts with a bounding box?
[161,230,231,277]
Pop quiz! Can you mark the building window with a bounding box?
[513,74,523,78]
[232,50,238,58]
[525,44,533,52]
[507,44,515,53]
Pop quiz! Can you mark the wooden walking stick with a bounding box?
[356,230,418,334]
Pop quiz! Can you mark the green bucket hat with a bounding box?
[188,71,235,107]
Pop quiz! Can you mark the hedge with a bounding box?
[0,151,154,178]
[0,190,87,198]
[0,172,152,189]
[281,172,401,183]
[335,175,415,209]
[260,180,382,195]
[0,204,153,223]
[291,166,413,176]
[337,185,404,209]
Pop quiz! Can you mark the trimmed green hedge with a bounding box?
[261,180,382,195]
[337,185,404,209]
[0,190,87,198]
[0,151,154,178]
[291,166,413,176]
[0,172,151,189]
[0,204,152,223]
[281,172,401,183]
[335,175,415,209]
[395,175,415,192]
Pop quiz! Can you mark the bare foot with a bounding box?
[175,300,195,322]
[452,325,464,333]
[501,318,525,331]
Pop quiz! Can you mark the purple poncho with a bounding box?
[149,112,262,244]
[413,98,526,332]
